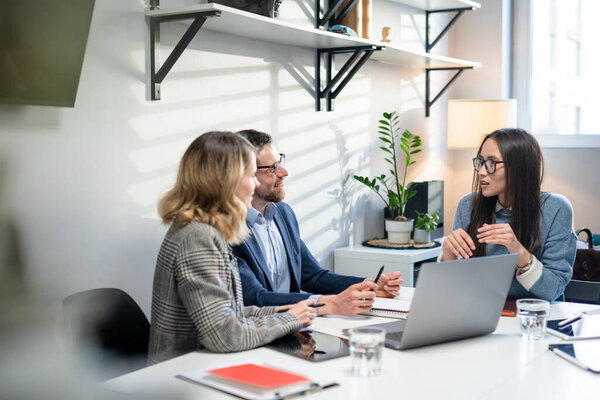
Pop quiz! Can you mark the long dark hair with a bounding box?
[467,128,544,257]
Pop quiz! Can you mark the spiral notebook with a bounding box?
[361,287,415,319]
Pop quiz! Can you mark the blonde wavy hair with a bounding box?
[158,131,253,244]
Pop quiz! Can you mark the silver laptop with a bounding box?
[347,254,518,350]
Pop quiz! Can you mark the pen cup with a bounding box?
[516,298,550,340]
[347,326,385,376]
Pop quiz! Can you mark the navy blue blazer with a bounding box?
[232,202,364,306]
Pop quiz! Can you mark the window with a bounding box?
[513,0,600,147]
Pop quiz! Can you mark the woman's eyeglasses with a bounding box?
[472,157,504,174]
[257,153,286,174]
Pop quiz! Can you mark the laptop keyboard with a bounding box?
[386,331,404,341]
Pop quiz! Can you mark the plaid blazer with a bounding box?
[148,221,301,364]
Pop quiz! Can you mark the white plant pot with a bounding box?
[413,228,431,244]
[385,219,414,244]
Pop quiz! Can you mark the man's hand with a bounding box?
[374,272,403,298]
[318,281,377,316]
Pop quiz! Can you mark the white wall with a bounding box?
[446,0,600,235]
[0,0,453,315]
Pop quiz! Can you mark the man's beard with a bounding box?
[263,188,285,203]
[256,182,285,203]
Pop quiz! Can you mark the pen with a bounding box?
[558,313,583,327]
[374,265,385,285]
[277,303,325,313]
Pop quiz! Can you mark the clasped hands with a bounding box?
[442,223,530,267]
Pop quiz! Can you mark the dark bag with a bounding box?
[573,228,600,282]
[209,0,283,17]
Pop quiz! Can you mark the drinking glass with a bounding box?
[516,298,550,339]
[347,326,385,376]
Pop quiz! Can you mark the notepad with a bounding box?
[207,363,309,388]
[177,361,338,400]
[361,287,414,319]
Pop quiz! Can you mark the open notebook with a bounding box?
[361,287,415,319]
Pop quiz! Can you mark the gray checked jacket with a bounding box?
[148,221,302,364]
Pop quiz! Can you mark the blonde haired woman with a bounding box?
[148,131,315,364]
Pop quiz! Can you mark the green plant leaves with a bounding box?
[353,111,422,218]
[415,211,440,231]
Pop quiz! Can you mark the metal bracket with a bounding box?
[316,45,383,112]
[425,7,475,52]
[315,0,358,29]
[147,9,220,100]
[425,66,473,117]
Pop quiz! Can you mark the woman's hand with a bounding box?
[442,228,476,260]
[477,223,530,266]
[279,300,316,328]
[374,272,403,298]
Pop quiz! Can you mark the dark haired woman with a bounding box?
[441,128,576,301]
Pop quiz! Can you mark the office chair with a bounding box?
[564,279,600,304]
[63,288,150,379]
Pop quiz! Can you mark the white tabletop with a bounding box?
[104,302,600,399]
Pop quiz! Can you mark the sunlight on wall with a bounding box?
[129,138,190,173]
[121,0,442,262]
[127,173,174,215]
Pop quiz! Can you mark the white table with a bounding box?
[104,302,600,400]
[334,245,442,287]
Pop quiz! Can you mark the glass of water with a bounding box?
[516,298,550,339]
[347,326,385,376]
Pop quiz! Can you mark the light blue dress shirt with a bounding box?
[246,204,291,293]
[246,204,321,306]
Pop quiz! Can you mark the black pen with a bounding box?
[374,265,385,285]
[277,303,325,313]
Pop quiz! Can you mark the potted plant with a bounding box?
[354,111,422,243]
[413,211,440,244]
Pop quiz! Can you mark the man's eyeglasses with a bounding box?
[257,153,286,174]
[472,157,505,174]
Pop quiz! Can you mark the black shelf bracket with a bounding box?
[425,66,473,117]
[316,45,383,112]
[147,9,221,100]
[315,0,358,29]
[425,7,475,52]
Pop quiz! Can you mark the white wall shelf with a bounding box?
[390,0,481,12]
[145,3,481,114]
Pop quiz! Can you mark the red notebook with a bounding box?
[207,363,310,389]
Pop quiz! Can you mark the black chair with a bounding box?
[63,288,150,379]
[564,279,600,304]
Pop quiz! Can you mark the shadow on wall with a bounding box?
[156,27,318,100]
[137,2,431,267]
[322,124,370,253]
[0,154,25,304]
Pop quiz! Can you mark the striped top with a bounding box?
[148,221,301,364]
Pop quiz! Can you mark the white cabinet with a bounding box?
[334,245,441,287]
